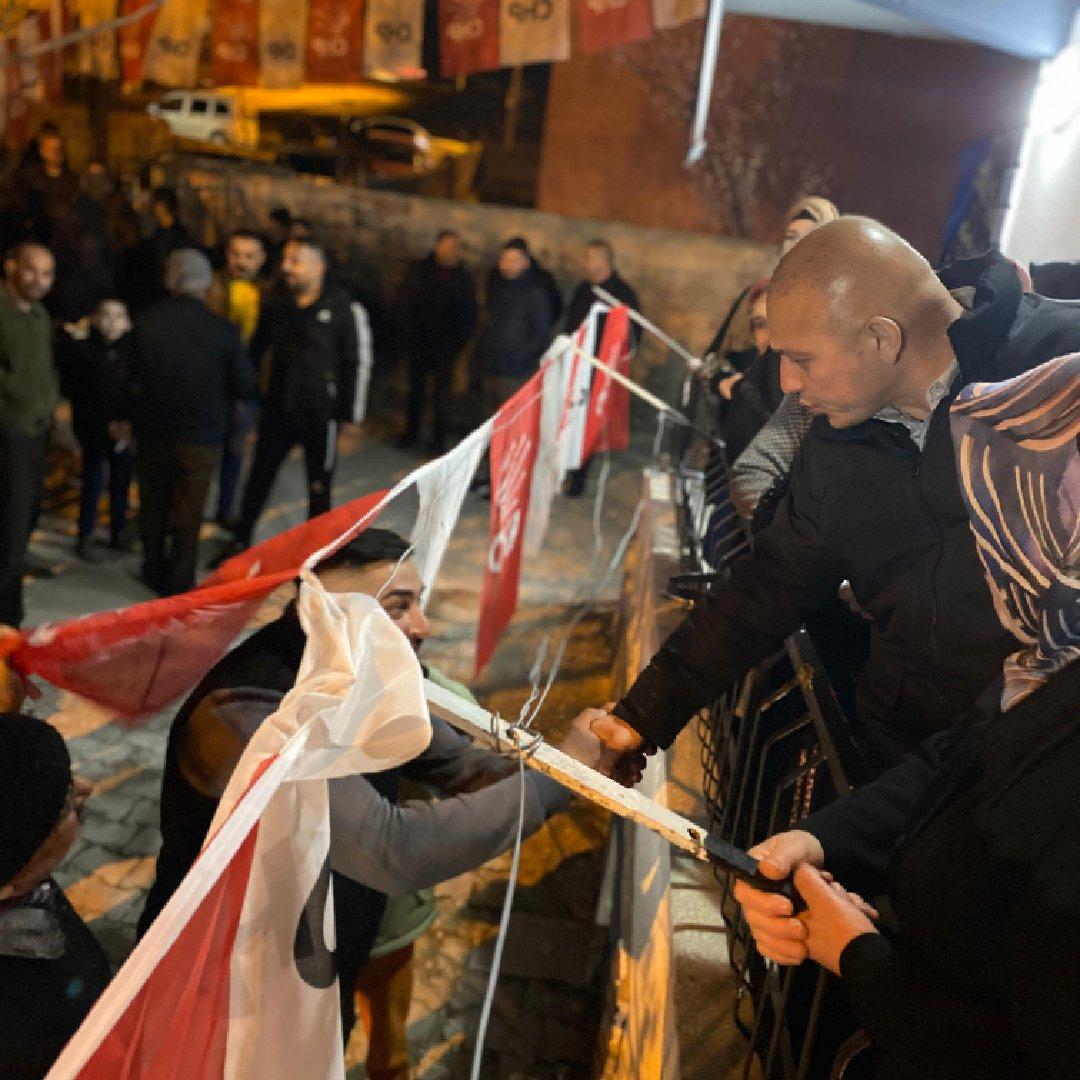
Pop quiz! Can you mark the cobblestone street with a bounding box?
[29,419,646,1079]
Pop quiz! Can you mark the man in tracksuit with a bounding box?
[137,529,580,1044]
[573,218,1080,775]
[229,236,373,549]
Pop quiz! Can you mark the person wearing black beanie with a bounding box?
[0,713,111,1080]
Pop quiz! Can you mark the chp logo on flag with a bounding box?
[476,373,544,675]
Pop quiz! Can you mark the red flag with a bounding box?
[4,490,388,719]
[118,0,158,84]
[576,0,652,52]
[582,305,632,457]
[212,0,260,85]
[476,374,544,676]
[306,0,366,82]
[438,0,499,77]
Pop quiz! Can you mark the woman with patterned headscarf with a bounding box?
[733,353,1080,1078]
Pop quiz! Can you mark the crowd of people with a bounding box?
[1,112,1078,1080]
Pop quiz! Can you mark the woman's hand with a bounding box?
[794,863,879,976]
[717,373,744,400]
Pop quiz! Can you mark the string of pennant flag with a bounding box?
[5,0,706,96]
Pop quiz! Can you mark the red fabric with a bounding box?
[211,0,260,86]
[3,490,388,720]
[119,0,158,83]
[35,12,64,102]
[306,0,366,83]
[75,803,263,1077]
[3,41,29,150]
[475,374,544,676]
[437,0,499,77]
[582,305,632,457]
[575,0,652,53]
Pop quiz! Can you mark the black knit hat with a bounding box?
[0,713,72,886]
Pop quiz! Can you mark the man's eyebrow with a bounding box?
[381,589,418,602]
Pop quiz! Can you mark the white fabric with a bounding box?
[259,0,309,87]
[48,580,430,1080]
[142,0,208,87]
[556,307,600,479]
[524,348,569,558]
[411,418,493,596]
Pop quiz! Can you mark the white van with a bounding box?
[148,92,257,149]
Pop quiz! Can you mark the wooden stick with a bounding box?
[425,678,710,862]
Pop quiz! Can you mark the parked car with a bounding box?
[148,92,257,149]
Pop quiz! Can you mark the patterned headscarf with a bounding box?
[951,354,1080,709]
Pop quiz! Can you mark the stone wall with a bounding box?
[173,160,775,393]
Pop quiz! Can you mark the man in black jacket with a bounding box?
[475,238,554,415]
[396,229,477,454]
[574,218,1080,771]
[112,249,257,596]
[229,237,372,549]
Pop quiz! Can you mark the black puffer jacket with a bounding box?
[251,285,369,427]
[615,254,1080,765]
[476,270,554,379]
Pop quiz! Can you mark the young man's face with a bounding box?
[227,236,266,282]
[0,775,92,902]
[498,248,529,280]
[282,241,325,296]
[317,558,430,654]
[6,245,55,304]
[95,300,131,343]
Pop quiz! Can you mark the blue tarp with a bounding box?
[863,0,1078,60]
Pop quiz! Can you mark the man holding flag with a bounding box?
[138,528,575,1045]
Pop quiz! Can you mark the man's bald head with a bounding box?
[767,217,962,429]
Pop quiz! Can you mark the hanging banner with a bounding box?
[438,0,500,77]
[576,0,652,54]
[363,0,424,80]
[498,0,569,66]
[476,373,544,676]
[524,351,565,558]
[582,305,632,457]
[72,0,120,81]
[557,307,598,478]
[260,0,309,88]
[143,0,207,88]
[212,0,260,86]
[118,0,157,84]
[411,418,493,597]
[650,0,703,30]
[46,584,431,1080]
[306,0,366,83]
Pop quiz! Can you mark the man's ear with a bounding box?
[866,316,903,367]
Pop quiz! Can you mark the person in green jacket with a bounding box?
[0,241,58,626]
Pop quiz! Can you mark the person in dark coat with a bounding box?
[475,237,554,416]
[396,230,477,454]
[573,219,1080,776]
[0,711,111,1080]
[734,353,1080,1079]
[224,236,372,552]
[56,298,134,561]
[15,124,78,247]
[111,249,257,596]
[138,529,575,1045]
[562,238,641,496]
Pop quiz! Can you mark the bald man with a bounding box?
[0,242,58,626]
[575,219,1080,771]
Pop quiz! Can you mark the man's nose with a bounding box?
[779,356,803,396]
[406,604,431,644]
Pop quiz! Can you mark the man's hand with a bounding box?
[558,704,653,786]
[732,829,826,965]
[794,863,879,976]
[0,626,38,712]
[336,421,362,454]
[717,373,744,400]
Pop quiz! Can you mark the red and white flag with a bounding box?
[557,307,599,478]
[438,0,500,77]
[260,0,309,88]
[118,0,157,85]
[523,349,565,558]
[476,373,544,676]
[212,0,260,85]
[47,580,431,1080]
[582,304,633,458]
[498,0,569,66]
[306,0,366,83]
[576,0,652,54]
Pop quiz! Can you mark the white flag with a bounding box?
[524,348,568,557]
[557,306,600,478]
[411,418,493,596]
[143,0,208,88]
[49,580,431,1080]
